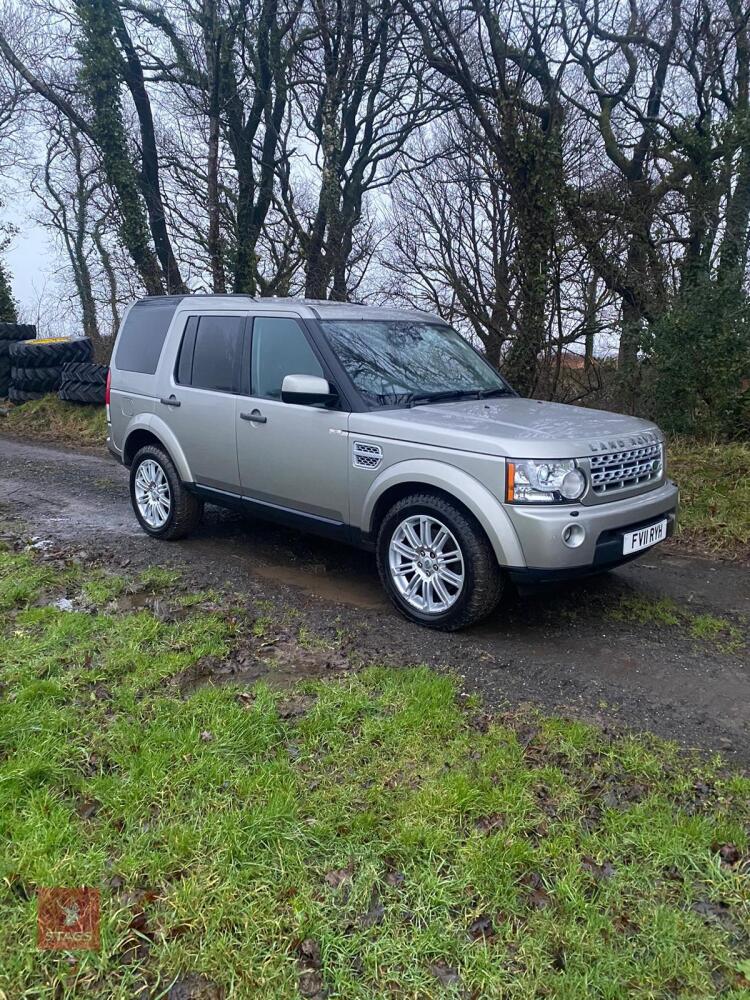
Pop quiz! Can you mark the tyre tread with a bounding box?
[130,445,203,541]
[376,491,503,630]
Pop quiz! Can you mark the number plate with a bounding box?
[623,518,667,555]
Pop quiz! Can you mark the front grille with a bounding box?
[589,442,662,496]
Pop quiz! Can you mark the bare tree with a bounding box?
[0,0,184,294]
[402,0,567,394]
[279,0,441,301]
[384,119,519,366]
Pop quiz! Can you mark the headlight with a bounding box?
[505,459,586,504]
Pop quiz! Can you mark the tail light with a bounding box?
[105,368,111,420]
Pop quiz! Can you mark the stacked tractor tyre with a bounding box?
[9,337,94,403]
[0,323,37,398]
[59,361,108,404]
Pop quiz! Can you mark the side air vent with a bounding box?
[353,441,383,470]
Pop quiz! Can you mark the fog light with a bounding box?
[562,523,586,548]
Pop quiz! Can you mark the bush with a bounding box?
[645,279,750,439]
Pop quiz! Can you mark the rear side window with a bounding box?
[114,297,181,374]
[176,315,245,393]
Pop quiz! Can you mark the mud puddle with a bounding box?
[253,560,386,609]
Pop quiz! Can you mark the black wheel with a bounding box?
[9,337,93,366]
[129,445,203,541]
[0,339,14,391]
[58,379,105,404]
[60,361,108,384]
[0,323,37,342]
[11,365,63,391]
[8,386,46,403]
[376,492,503,630]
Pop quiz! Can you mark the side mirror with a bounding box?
[281,374,337,406]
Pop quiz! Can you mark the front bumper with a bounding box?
[504,479,679,582]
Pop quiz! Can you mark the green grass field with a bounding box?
[1,546,749,998]
[667,438,750,561]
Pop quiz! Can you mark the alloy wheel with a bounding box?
[388,514,465,614]
[134,459,171,529]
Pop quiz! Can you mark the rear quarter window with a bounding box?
[113,297,182,374]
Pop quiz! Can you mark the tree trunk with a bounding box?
[233,149,257,294]
[502,178,554,395]
[583,275,597,373]
[109,1,186,293]
[719,121,750,288]
[91,220,120,348]
[76,0,165,295]
[204,0,226,293]
[617,295,643,413]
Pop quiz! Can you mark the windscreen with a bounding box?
[319,319,512,407]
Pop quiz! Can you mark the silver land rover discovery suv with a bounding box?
[107,296,678,629]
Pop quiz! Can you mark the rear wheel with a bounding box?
[376,492,503,630]
[129,445,203,540]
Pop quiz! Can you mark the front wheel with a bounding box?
[130,445,203,540]
[376,492,503,630]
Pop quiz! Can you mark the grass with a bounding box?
[667,437,750,561]
[0,394,106,447]
[610,595,744,653]
[1,546,749,998]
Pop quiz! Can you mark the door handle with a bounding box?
[160,395,181,407]
[240,409,267,424]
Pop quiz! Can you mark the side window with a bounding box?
[175,316,198,385]
[176,315,244,393]
[114,297,180,374]
[251,317,324,400]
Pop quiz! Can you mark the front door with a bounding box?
[236,316,349,523]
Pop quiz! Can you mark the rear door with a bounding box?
[109,298,181,452]
[159,312,247,493]
[236,315,350,522]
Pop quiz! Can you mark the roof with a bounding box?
[135,294,440,324]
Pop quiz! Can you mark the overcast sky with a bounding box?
[5,185,74,331]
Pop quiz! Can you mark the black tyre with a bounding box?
[129,445,203,541]
[58,379,105,404]
[376,492,503,630]
[0,339,13,378]
[8,386,46,403]
[0,342,10,396]
[60,361,108,384]
[0,322,36,342]
[11,365,63,391]
[10,337,93,366]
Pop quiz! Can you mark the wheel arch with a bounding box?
[122,416,192,483]
[362,460,524,567]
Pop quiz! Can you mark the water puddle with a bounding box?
[253,561,386,609]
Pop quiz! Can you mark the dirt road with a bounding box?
[1,435,748,763]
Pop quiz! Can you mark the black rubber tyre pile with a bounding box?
[59,360,108,404]
[0,323,37,397]
[8,337,94,402]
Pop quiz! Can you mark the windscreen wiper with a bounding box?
[406,389,482,407]
[477,386,514,399]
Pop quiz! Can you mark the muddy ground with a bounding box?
[1,435,748,764]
